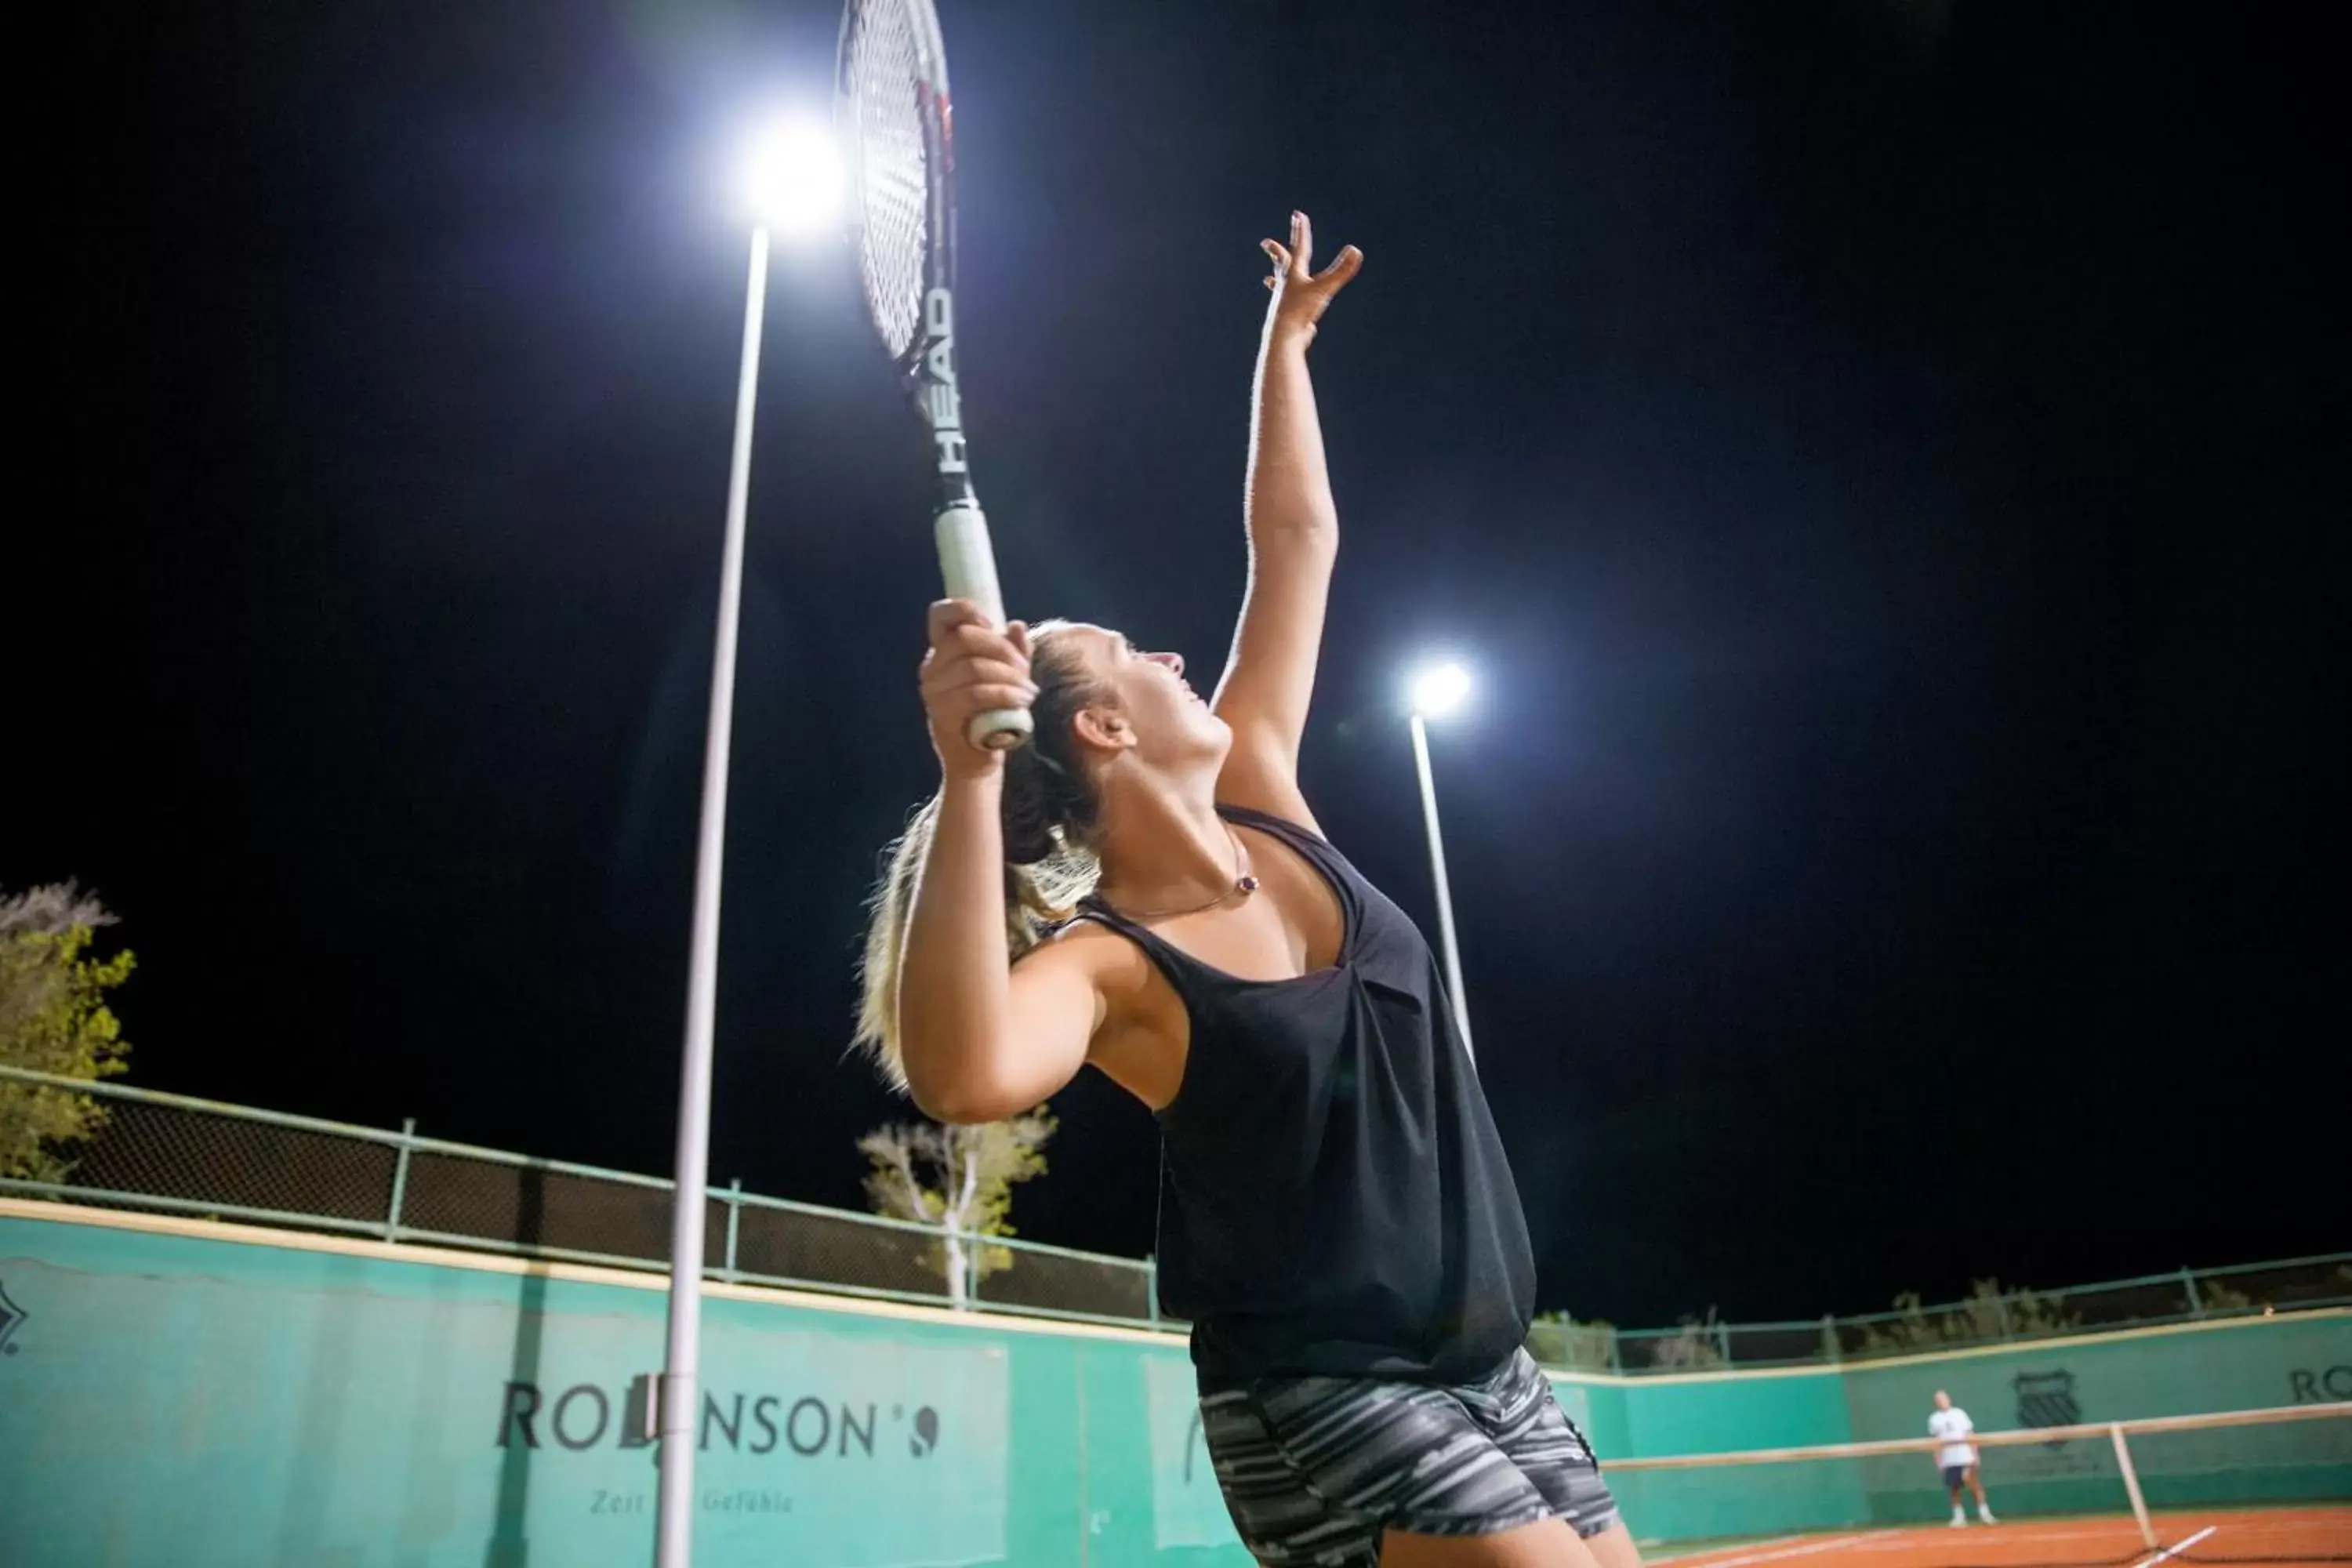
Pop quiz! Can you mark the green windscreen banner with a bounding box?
[3,1204,2346,1566]
[0,1207,1233,1567]
[1838,1312,2352,1437]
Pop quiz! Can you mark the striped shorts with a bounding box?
[1198,1347,1621,1565]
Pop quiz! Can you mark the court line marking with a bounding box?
[1642,1535,1809,1565]
[2132,1525,2219,1568]
[1846,1524,2154,1548]
[1663,1516,2173,1566]
[1668,1528,1905,1568]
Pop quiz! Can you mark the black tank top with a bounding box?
[1076,805,1536,1385]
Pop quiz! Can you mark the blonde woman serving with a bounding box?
[859,213,1638,1568]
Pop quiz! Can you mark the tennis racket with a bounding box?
[838,0,1032,750]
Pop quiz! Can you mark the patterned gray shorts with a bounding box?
[1198,1347,1622,1566]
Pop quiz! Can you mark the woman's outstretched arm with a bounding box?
[1213,210,1362,829]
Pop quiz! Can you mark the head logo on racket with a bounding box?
[921,287,965,475]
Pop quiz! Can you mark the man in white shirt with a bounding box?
[1929,1389,1998,1526]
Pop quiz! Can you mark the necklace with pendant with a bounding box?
[1103,821,1259,922]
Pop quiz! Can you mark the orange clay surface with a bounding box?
[1647,1507,2352,1568]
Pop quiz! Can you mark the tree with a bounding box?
[2198,1277,2252,1314]
[1526,1310,1618,1372]
[1646,1308,1729,1370]
[0,883,134,1181]
[858,1110,1055,1308]
[1851,1278,2077,1357]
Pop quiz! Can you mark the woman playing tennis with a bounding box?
[859,212,1637,1568]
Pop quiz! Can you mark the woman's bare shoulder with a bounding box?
[1019,914,1150,987]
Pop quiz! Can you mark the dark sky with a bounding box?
[22,2,2343,1327]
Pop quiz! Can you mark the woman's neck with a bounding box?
[1090,772,1238,914]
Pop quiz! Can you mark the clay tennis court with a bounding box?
[1650,1505,2352,1568]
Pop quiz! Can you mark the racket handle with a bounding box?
[935,503,1034,750]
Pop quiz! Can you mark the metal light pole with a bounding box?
[1406,662,1475,1064]
[654,218,766,1568]
[654,118,840,1568]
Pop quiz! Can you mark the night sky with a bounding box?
[23,2,2342,1327]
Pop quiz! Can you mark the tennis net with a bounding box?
[1609,1403,2350,1567]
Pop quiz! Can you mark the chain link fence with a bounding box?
[77,1091,397,1232]
[4,1065,2342,1362]
[0,1064,1158,1327]
[1544,1254,2352,1374]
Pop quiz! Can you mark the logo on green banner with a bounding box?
[2013,1368,2078,1429]
[0,1275,24,1356]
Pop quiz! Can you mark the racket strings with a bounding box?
[843,1,931,362]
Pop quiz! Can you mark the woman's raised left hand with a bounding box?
[1261,209,1362,341]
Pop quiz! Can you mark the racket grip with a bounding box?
[935,503,1034,750]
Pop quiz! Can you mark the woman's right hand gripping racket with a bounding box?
[838,0,1032,750]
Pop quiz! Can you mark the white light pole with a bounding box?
[1406,661,1475,1065]
[654,114,841,1568]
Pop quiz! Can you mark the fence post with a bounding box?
[1821,1312,1841,1363]
[723,1178,742,1283]
[385,1117,416,1243]
[1145,1255,1160,1328]
[1995,1291,2015,1340]
[1715,1320,1733,1366]
[1609,1330,1624,1375]
[2180,1265,2205,1319]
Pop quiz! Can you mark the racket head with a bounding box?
[837,0,953,376]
